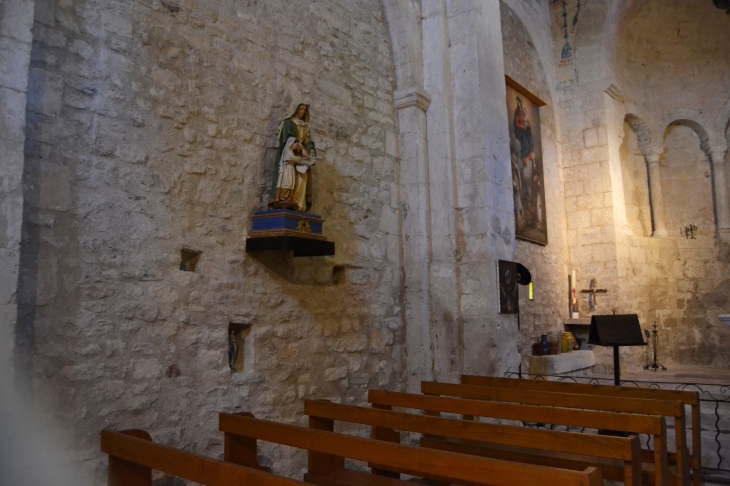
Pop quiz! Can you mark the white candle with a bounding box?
[571,270,576,300]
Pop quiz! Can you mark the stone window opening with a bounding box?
[332,265,345,285]
[179,249,202,272]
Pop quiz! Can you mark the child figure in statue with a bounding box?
[272,138,312,211]
[269,101,316,212]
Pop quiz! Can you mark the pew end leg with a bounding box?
[308,416,345,476]
[107,430,152,486]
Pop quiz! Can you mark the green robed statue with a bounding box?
[268,101,317,212]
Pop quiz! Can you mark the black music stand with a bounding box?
[588,314,647,386]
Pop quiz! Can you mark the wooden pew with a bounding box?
[304,399,643,485]
[461,374,701,486]
[421,381,689,486]
[219,412,603,486]
[100,429,303,486]
[369,389,671,486]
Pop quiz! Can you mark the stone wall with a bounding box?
[500,1,570,372]
[554,0,730,372]
[611,0,730,369]
[20,0,401,481]
[0,0,35,378]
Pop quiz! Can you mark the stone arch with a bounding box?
[624,113,653,150]
[661,108,718,150]
[380,0,424,93]
[600,0,639,80]
[500,0,557,108]
[619,114,654,237]
[718,97,730,142]
[661,110,720,232]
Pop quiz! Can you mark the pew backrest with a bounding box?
[368,389,665,436]
[461,375,701,486]
[369,390,671,486]
[219,412,603,486]
[304,400,640,463]
[101,429,303,486]
[422,381,685,418]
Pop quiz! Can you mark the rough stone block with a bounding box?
[564,179,584,197]
[0,138,24,194]
[0,87,26,142]
[0,0,35,43]
[583,127,599,148]
[0,248,19,304]
[591,243,616,262]
[26,67,63,117]
[567,210,591,229]
[68,39,94,59]
[32,24,66,48]
[101,11,133,38]
[0,303,16,365]
[0,36,31,92]
[591,207,614,226]
[378,205,398,235]
[39,162,71,211]
[0,193,22,248]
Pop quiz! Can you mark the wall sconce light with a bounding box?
[680,223,697,239]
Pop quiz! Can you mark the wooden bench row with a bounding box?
[103,413,603,486]
[459,375,701,486]
[101,375,699,486]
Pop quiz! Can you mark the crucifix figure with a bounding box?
[580,278,608,312]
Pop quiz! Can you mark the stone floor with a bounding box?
[588,366,730,385]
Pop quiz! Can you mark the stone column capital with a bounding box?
[709,145,728,164]
[394,86,431,112]
[641,146,663,164]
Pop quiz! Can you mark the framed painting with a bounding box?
[497,260,519,315]
[505,76,548,245]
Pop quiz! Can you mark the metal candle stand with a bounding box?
[644,322,667,372]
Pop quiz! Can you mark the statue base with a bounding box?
[245,210,335,257]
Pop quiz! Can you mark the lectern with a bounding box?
[588,314,646,386]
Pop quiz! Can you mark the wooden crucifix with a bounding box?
[580,278,607,312]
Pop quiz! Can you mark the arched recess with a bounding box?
[380,0,424,93]
[621,114,653,236]
[625,113,653,150]
[660,108,718,150]
[662,118,717,235]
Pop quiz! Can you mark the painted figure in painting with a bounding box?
[269,101,317,212]
[507,84,548,245]
[513,97,540,228]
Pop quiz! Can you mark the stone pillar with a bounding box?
[709,145,730,238]
[0,0,36,382]
[394,87,433,392]
[421,0,463,385]
[642,146,669,238]
[446,0,519,377]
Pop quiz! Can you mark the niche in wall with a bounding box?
[228,322,252,373]
[180,248,202,272]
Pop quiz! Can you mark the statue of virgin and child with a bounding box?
[268,100,317,213]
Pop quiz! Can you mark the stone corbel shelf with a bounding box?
[720,315,730,325]
[529,350,596,375]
